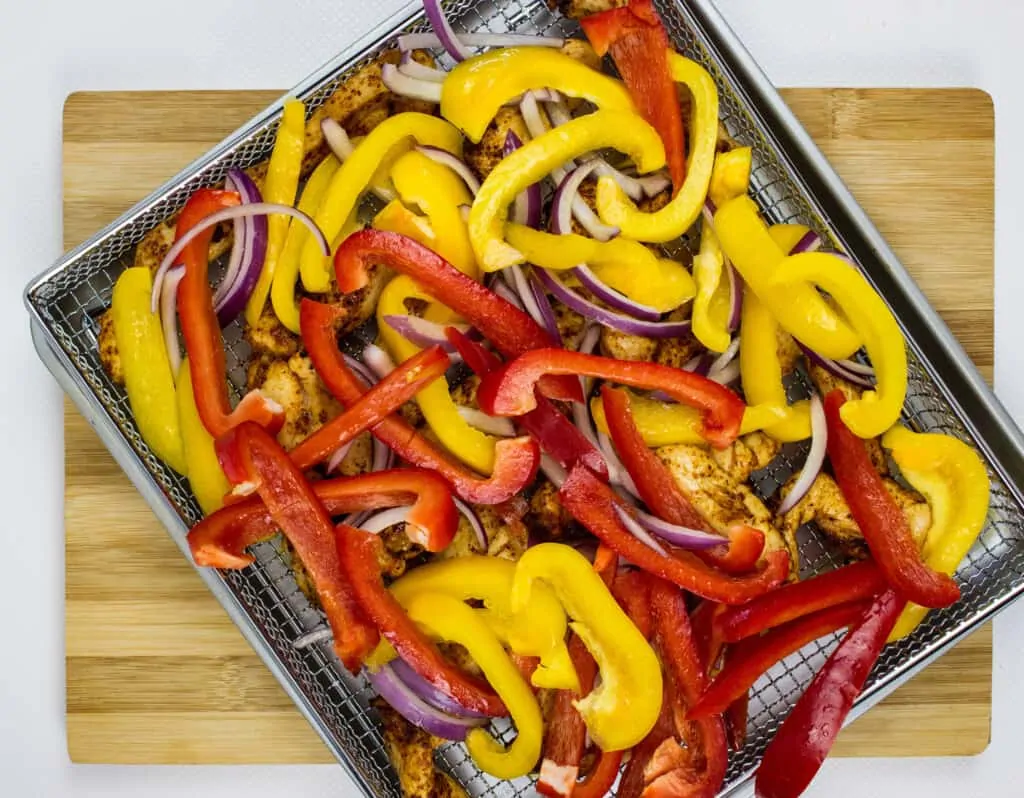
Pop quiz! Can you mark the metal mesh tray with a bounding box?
[25,1,1024,796]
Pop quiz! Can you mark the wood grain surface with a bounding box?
[63,88,994,764]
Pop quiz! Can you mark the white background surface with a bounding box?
[2,0,1023,795]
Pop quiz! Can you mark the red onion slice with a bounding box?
[293,626,334,650]
[399,51,447,83]
[398,31,565,53]
[363,344,397,379]
[797,342,874,389]
[836,358,875,377]
[382,314,469,353]
[457,407,516,437]
[503,131,542,229]
[381,63,442,103]
[631,506,728,550]
[389,658,490,719]
[707,336,740,379]
[791,230,823,254]
[550,162,621,242]
[160,267,184,377]
[359,506,411,534]
[777,393,828,514]
[213,169,268,326]
[342,353,377,388]
[416,145,481,195]
[490,277,526,311]
[420,0,474,61]
[573,265,663,321]
[596,430,640,497]
[326,438,357,474]
[453,496,487,550]
[614,505,668,556]
[726,262,743,332]
[708,359,741,386]
[539,453,568,489]
[365,663,486,740]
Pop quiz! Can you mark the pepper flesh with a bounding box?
[478,349,746,449]
[338,527,507,716]
[441,47,636,143]
[176,357,229,514]
[510,543,663,751]
[187,468,458,567]
[111,267,186,474]
[300,113,463,293]
[580,0,686,193]
[559,464,790,605]
[594,53,718,243]
[333,229,581,402]
[215,423,378,670]
[825,391,959,609]
[404,591,543,779]
[882,425,990,641]
[300,299,540,504]
[177,189,285,438]
[470,110,665,272]
[708,147,753,210]
[754,591,905,798]
[245,97,305,326]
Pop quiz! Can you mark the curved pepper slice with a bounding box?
[708,146,753,209]
[338,527,507,716]
[245,98,305,327]
[404,591,543,778]
[478,349,746,449]
[215,423,379,671]
[691,220,732,354]
[773,252,907,438]
[187,468,458,567]
[882,425,990,641]
[300,299,539,504]
[713,196,861,360]
[333,229,580,402]
[177,189,285,438]
[441,47,636,143]
[560,464,790,604]
[511,543,663,751]
[378,276,498,474]
[825,391,960,608]
[470,110,665,272]
[594,52,718,243]
[271,153,341,333]
[111,267,186,474]
[370,556,575,690]
[177,357,229,514]
[299,113,463,293]
[504,222,695,312]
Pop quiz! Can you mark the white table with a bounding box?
[3,1,1022,795]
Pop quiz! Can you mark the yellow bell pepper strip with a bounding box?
[740,288,813,443]
[377,275,499,474]
[882,426,990,641]
[510,543,663,752]
[504,223,695,312]
[590,390,785,447]
[404,592,544,779]
[713,196,861,359]
[390,149,478,279]
[708,146,753,209]
[300,113,463,293]
[373,199,436,247]
[176,357,229,515]
[244,98,305,327]
[772,252,907,438]
[594,53,718,243]
[440,47,636,143]
[270,153,340,334]
[470,110,665,273]
[367,555,576,690]
[110,267,187,474]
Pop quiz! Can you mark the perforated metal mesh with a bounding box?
[25,1,1024,796]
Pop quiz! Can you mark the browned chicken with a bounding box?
[375,700,470,798]
[600,310,703,370]
[97,310,124,385]
[548,0,625,19]
[464,107,530,182]
[246,353,344,451]
[440,504,528,562]
[712,432,781,484]
[527,478,576,542]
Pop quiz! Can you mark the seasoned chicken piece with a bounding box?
[246,354,343,451]
[777,328,802,376]
[449,374,480,409]
[601,326,657,362]
[712,432,781,484]
[375,699,469,798]
[130,216,232,276]
[551,295,587,350]
[779,473,931,559]
[653,327,704,371]
[528,478,575,541]
[560,37,603,71]
[808,363,887,473]
[464,107,530,182]
[97,309,124,385]
[657,443,797,578]
[548,0,626,20]
[377,523,425,579]
[323,262,390,337]
[245,308,301,359]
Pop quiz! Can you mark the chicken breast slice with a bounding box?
[375,700,469,798]
[711,432,781,484]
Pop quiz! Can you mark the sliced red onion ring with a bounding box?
[363,344,397,379]
[416,145,481,195]
[326,438,357,474]
[343,353,377,388]
[708,336,740,377]
[321,117,354,159]
[836,358,875,376]
[582,156,671,201]
[382,314,469,352]
[573,265,663,321]
[457,406,516,437]
[381,63,442,103]
[293,626,333,650]
[373,438,396,473]
[798,342,874,389]
[390,658,489,719]
[491,277,526,311]
[398,31,565,54]
[550,162,620,242]
[539,453,568,489]
[708,359,741,386]
[791,230,823,254]
[614,505,668,556]
[453,496,487,550]
[212,169,268,326]
[631,506,728,550]
[160,267,184,378]
[576,323,602,395]
[365,663,486,740]
[777,393,827,514]
[596,430,639,497]
[506,266,560,344]
[359,506,411,534]
[726,263,743,332]
[503,131,542,229]
[399,51,448,83]
[535,269,692,338]
[420,0,474,61]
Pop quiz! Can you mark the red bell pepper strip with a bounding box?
[560,464,789,605]
[337,525,508,716]
[612,568,655,639]
[580,0,686,193]
[690,600,871,720]
[287,344,449,471]
[696,526,765,575]
[824,390,960,609]
[594,543,619,589]
[214,422,378,671]
[512,654,541,689]
[754,590,905,798]
[716,559,888,643]
[188,468,459,565]
[480,351,745,449]
[300,299,539,504]
[690,601,726,677]
[725,694,749,752]
[177,190,285,438]
[447,327,608,478]
[574,749,625,798]
[618,697,675,798]
[333,229,581,402]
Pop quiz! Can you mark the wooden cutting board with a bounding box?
[63,88,994,764]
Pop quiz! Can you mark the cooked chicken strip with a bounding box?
[528,478,576,542]
[807,363,887,473]
[97,309,124,385]
[712,432,781,484]
[464,107,530,182]
[439,504,528,562]
[375,700,469,798]
[245,354,343,451]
